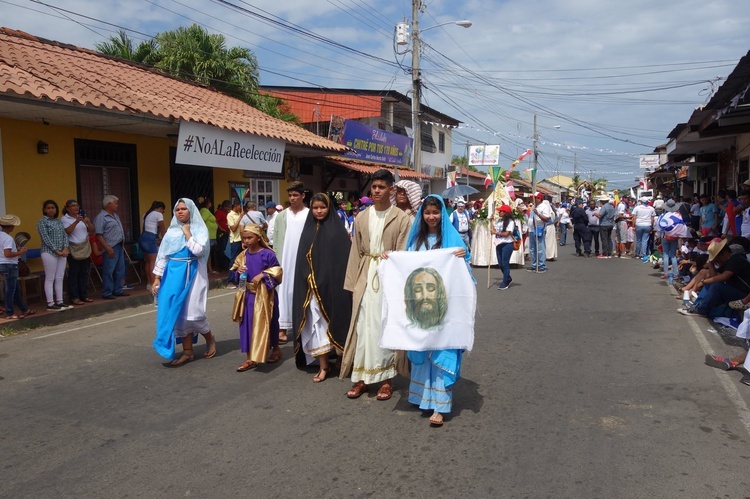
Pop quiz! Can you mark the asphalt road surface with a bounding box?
[3,248,750,498]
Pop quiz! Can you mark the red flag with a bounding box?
[506,180,516,200]
[484,173,493,190]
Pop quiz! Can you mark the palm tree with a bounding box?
[95,30,156,65]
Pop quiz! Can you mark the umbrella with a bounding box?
[441,184,479,199]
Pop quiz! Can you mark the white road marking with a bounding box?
[33,291,236,339]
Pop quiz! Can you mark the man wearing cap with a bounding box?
[632,197,656,259]
[595,196,615,258]
[527,192,553,272]
[273,181,309,344]
[570,198,591,257]
[585,199,601,256]
[680,238,750,317]
[450,200,472,248]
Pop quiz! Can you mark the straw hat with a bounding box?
[708,238,728,262]
[14,231,30,248]
[0,214,21,226]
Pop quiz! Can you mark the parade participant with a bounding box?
[545,203,558,261]
[341,169,411,401]
[449,200,472,249]
[61,199,95,305]
[231,225,283,372]
[37,199,70,310]
[527,192,552,272]
[570,198,591,257]
[0,214,34,319]
[273,181,309,343]
[491,204,515,290]
[402,195,470,427]
[391,179,423,223]
[140,201,167,291]
[152,198,216,366]
[292,193,352,381]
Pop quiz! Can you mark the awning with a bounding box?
[326,158,431,180]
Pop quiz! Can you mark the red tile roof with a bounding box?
[262,90,382,123]
[326,158,431,180]
[0,28,348,154]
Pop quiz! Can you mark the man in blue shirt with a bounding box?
[595,196,615,258]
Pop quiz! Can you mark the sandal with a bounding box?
[236,360,257,372]
[72,299,85,305]
[429,412,444,427]
[20,310,36,318]
[346,381,368,399]
[84,298,94,303]
[168,350,194,367]
[313,367,331,383]
[204,334,217,359]
[7,315,21,320]
[376,382,393,401]
[729,300,750,311]
[267,349,283,364]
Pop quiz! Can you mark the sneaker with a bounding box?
[122,283,135,290]
[705,354,737,371]
[597,255,607,259]
[227,284,238,289]
[678,307,702,316]
[498,283,510,290]
[537,268,547,273]
[47,304,62,311]
[56,302,72,309]
[525,267,537,272]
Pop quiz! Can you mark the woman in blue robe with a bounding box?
[406,195,472,427]
[152,198,216,366]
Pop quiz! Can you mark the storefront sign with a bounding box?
[639,154,660,169]
[341,119,412,166]
[176,120,285,173]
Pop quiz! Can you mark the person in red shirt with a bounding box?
[215,200,230,270]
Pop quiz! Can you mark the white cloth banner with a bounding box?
[378,248,476,352]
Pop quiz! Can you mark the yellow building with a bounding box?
[0,27,347,268]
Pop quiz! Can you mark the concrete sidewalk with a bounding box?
[0,275,230,334]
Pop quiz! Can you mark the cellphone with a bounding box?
[79,208,86,217]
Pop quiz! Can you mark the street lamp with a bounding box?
[397,6,471,175]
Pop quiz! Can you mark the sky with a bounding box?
[3,0,750,188]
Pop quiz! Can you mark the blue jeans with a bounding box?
[102,243,125,297]
[528,231,547,270]
[661,239,678,277]
[0,263,28,315]
[559,224,568,245]
[694,283,747,317]
[495,242,514,285]
[227,241,242,283]
[635,226,650,257]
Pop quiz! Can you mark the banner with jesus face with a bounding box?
[378,248,476,352]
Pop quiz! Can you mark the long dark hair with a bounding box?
[414,196,443,251]
[42,199,59,219]
[143,201,165,223]
[501,212,511,232]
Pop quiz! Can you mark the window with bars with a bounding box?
[438,131,445,153]
[75,140,138,241]
[246,179,279,208]
[421,123,437,153]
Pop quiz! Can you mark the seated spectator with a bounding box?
[679,238,750,317]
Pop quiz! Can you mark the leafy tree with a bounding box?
[95,30,156,64]
[95,25,298,122]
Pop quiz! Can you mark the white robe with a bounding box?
[300,295,333,364]
[545,224,558,260]
[277,208,308,329]
[351,206,397,384]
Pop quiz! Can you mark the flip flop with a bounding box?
[20,310,36,318]
[429,413,444,427]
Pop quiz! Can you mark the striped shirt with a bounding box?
[37,216,69,255]
[94,210,124,248]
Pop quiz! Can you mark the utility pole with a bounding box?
[573,152,578,179]
[411,0,422,175]
[532,112,539,274]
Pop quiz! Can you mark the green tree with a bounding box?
[95,25,298,123]
[95,30,156,64]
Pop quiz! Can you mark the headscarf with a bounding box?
[292,194,352,366]
[390,180,423,213]
[407,194,470,264]
[156,198,210,263]
[241,224,271,251]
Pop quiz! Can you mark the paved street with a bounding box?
[2,248,750,497]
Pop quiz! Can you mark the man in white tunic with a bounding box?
[272,181,309,343]
[341,169,412,401]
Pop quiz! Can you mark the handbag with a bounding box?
[18,260,30,277]
[512,224,522,251]
[69,240,92,260]
[130,242,144,260]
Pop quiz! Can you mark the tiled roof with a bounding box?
[326,157,431,180]
[0,28,348,154]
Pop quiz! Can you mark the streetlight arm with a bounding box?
[420,20,473,32]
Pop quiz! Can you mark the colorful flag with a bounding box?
[506,180,516,200]
[488,166,504,183]
[446,171,457,189]
[484,173,493,190]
